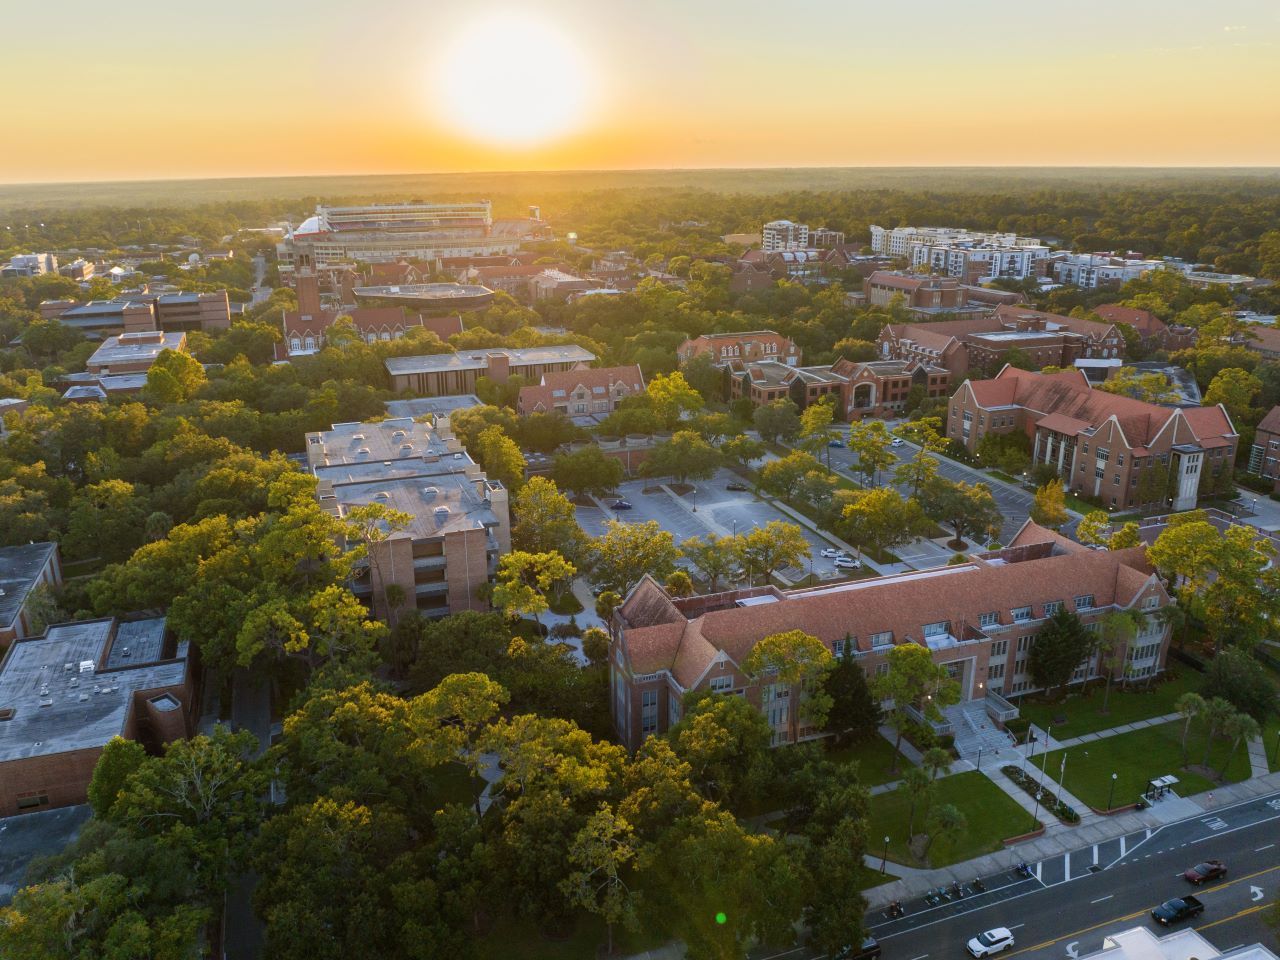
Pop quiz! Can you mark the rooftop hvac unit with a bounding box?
[79,660,95,674]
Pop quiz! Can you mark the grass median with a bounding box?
[1017,672,1198,739]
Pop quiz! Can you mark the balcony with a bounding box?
[984,689,1019,723]
[901,702,954,737]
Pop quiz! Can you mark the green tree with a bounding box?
[664,569,694,597]
[743,630,836,729]
[511,476,586,561]
[86,736,147,818]
[798,399,837,466]
[803,816,868,957]
[737,520,810,584]
[1097,609,1146,714]
[1176,691,1207,766]
[892,448,941,499]
[923,477,1002,549]
[682,534,741,592]
[142,348,207,404]
[1075,510,1113,546]
[1097,367,1180,403]
[902,765,934,837]
[758,448,822,502]
[647,370,704,427]
[1028,609,1095,699]
[873,644,961,773]
[1217,711,1260,779]
[1202,648,1279,722]
[473,424,527,492]
[753,398,801,444]
[589,519,681,595]
[551,445,625,500]
[492,550,577,625]
[1199,697,1237,769]
[669,690,773,806]
[560,804,641,956]
[643,430,721,484]
[921,746,952,781]
[62,478,150,562]
[721,433,766,472]
[839,487,931,559]
[847,418,896,486]
[923,803,966,859]
[1030,479,1070,530]
[822,644,883,744]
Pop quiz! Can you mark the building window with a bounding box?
[923,621,949,637]
[709,675,733,693]
[869,631,893,648]
[875,662,890,677]
[979,611,999,628]
[668,695,682,727]
[641,690,658,735]
[1016,634,1034,652]
[1044,601,1062,616]
[1012,606,1032,622]
[16,793,48,810]
[988,663,1005,680]
[1097,447,1109,463]
[1074,594,1094,610]
[990,639,1008,656]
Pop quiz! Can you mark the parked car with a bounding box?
[828,439,846,447]
[820,547,850,559]
[1152,895,1204,925]
[1183,860,1227,885]
[834,556,863,569]
[835,936,881,960]
[891,437,904,447]
[967,928,1015,957]
[726,482,749,492]
[611,500,633,510]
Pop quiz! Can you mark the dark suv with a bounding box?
[835,936,882,960]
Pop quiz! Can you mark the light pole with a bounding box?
[881,835,890,875]
[1107,772,1118,812]
[976,746,983,771]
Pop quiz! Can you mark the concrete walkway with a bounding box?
[1246,735,1271,778]
[1053,712,1180,749]
[977,745,1098,834]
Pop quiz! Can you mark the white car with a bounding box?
[967,928,1015,958]
[834,556,862,569]
[819,548,850,559]
[891,437,904,447]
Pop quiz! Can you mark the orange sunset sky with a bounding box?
[4,0,1279,183]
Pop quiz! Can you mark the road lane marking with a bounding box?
[1009,924,1026,930]
[1256,844,1275,852]
[1091,895,1114,904]
[909,954,929,960]
[1196,904,1268,931]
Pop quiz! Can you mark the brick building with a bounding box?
[385,345,597,396]
[0,617,194,814]
[1093,304,1197,353]
[85,330,187,376]
[1247,406,1280,488]
[678,330,800,367]
[517,364,645,416]
[610,521,1171,750]
[40,291,231,334]
[833,357,950,419]
[306,417,510,620]
[948,366,1237,511]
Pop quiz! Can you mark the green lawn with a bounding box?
[547,592,584,615]
[867,771,1039,868]
[1265,716,1280,773]
[856,862,900,892]
[1018,672,1199,738]
[826,735,913,787]
[1041,719,1254,811]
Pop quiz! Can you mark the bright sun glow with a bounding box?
[436,14,592,146]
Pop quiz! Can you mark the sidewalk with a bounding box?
[861,768,1280,909]
[1053,712,1180,749]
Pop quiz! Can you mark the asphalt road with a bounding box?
[756,791,1280,960]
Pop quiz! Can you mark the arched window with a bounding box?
[290,336,301,353]
[304,335,315,351]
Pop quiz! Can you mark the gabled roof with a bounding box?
[517,363,645,412]
[1255,405,1280,436]
[993,304,1117,340]
[1094,304,1167,336]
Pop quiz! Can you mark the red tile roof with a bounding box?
[517,364,645,414]
[992,304,1117,340]
[1256,405,1280,436]
[619,523,1166,687]
[1095,304,1167,336]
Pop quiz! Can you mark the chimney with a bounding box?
[485,352,511,383]
[296,270,322,318]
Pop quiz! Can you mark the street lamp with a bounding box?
[1107,772,1118,812]
[881,835,890,875]
[976,746,983,771]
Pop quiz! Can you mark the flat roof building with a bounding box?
[306,417,511,621]
[1077,927,1278,960]
[85,330,187,376]
[0,543,61,647]
[385,345,597,395]
[0,616,194,814]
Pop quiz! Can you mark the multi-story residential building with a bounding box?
[678,330,800,367]
[1050,253,1163,288]
[0,616,194,814]
[728,261,776,295]
[725,356,948,420]
[385,345,597,395]
[0,542,62,647]
[948,366,1237,511]
[530,269,596,301]
[58,258,94,282]
[809,227,845,248]
[277,201,523,278]
[762,219,810,252]
[85,329,187,376]
[306,417,510,621]
[1241,325,1280,362]
[870,226,1039,257]
[869,226,1050,281]
[1247,406,1280,488]
[1,253,57,277]
[517,364,645,416]
[609,520,1171,750]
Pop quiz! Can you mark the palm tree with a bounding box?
[923,803,966,859]
[903,765,934,837]
[1217,711,1261,780]
[1200,697,1237,769]
[1176,692,1206,767]
[921,747,953,781]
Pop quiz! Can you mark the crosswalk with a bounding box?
[1033,829,1157,885]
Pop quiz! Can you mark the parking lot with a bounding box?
[576,469,854,584]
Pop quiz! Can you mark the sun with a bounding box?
[435,13,592,146]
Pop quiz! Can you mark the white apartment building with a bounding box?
[1051,253,1163,289]
[762,220,810,252]
[870,226,1044,256]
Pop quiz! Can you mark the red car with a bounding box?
[1183,860,1227,884]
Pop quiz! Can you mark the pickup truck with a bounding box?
[1151,895,1204,925]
